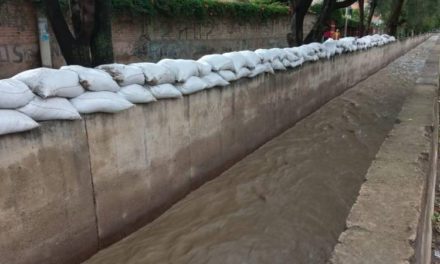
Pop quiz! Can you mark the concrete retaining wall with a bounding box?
[330,36,440,264]
[0,36,428,264]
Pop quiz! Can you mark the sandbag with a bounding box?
[150,84,182,99]
[61,65,120,92]
[117,84,157,104]
[238,50,261,68]
[158,59,199,82]
[202,73,230,88]
[263,62,275,74]
[282,48,299,62]
[196,61,212,76]
[70,91,134,114]
[198,54,234,71]
[255,49,280,63]
[249,64,266,78]
[289,57,305,68]
[218,70,237,82]
[131,62,175,85]
[0,78,35,109]
[282,59,292,68]
[175,76,207,95]
[223,52,250,73]
[249,63,274,78]
[18,97,81,121]
[96,64,145,86]
[236,67,252,79]
[0,110,39,136]
[272,59,287,71]
[13,68,85,98]
[271,48,289,60]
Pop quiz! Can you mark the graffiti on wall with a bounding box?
[0,44,38,64]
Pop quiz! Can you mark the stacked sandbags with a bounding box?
[158,59,207,95]
[11,68,83,124]
[0,79,39,135]
[0,34,398,136]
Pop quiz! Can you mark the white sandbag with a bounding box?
[217,70,237,82]
[255,49,273,62]
[282,48,299,62]
[282,58,292,68]
[61,65,120,92]
[18,97,81,121]
[70,91,134,114]
[223,52,251,73]
[198,54,234,71]
[96,64,145,86]
[289,57,305,68]
[13,68,85,98]
[263,62,275,74]
[175,76,207,95]
[150,84,182,99]
[236,67,252,79]
[249,64,266,78]
[202,73,230,88]
[130,62,175,85]
[238,50,261,68]
[0,79,35,109]
[196,61,212,76]
[158,59,199,82]
[295,46,319,62]
[117,84,157,104]
[0,110,39,136]
[272,59,287,71]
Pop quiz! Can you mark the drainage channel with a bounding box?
[83,39,432,264]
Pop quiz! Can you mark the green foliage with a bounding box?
[377,0,440,34]
[310,3,360,29]
[111,0,289,21]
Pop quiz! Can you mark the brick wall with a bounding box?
[0,1,40,78]
[0,1,316,78]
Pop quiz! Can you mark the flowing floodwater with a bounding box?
[84,40,432,264]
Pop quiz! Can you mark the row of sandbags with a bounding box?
[0,34,396,136]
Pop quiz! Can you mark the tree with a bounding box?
[304,0,357,43]
[44,0,114,67]
[287,0,313,47]
[376,0,440,35]
[366,0,377,33]
[358,0,365,36]
[387,0,405,36]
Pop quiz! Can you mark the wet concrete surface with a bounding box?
[83,40,432,264]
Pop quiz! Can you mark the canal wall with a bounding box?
[0,35,428,264]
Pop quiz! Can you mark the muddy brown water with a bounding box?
[84,41,431,264]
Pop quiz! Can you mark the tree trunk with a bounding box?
[295,0,313,46]
[358,0,365,36]
[366,0,377,33]
[304,0,333,43]
[287,0,298,47]
[304,0,357,43]
[44,0,94,66]
[70,44,93,66]
[388,0,406,36]
[287,0,313,47]
[91,0,114,66]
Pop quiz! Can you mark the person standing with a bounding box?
[333,29,341,40]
